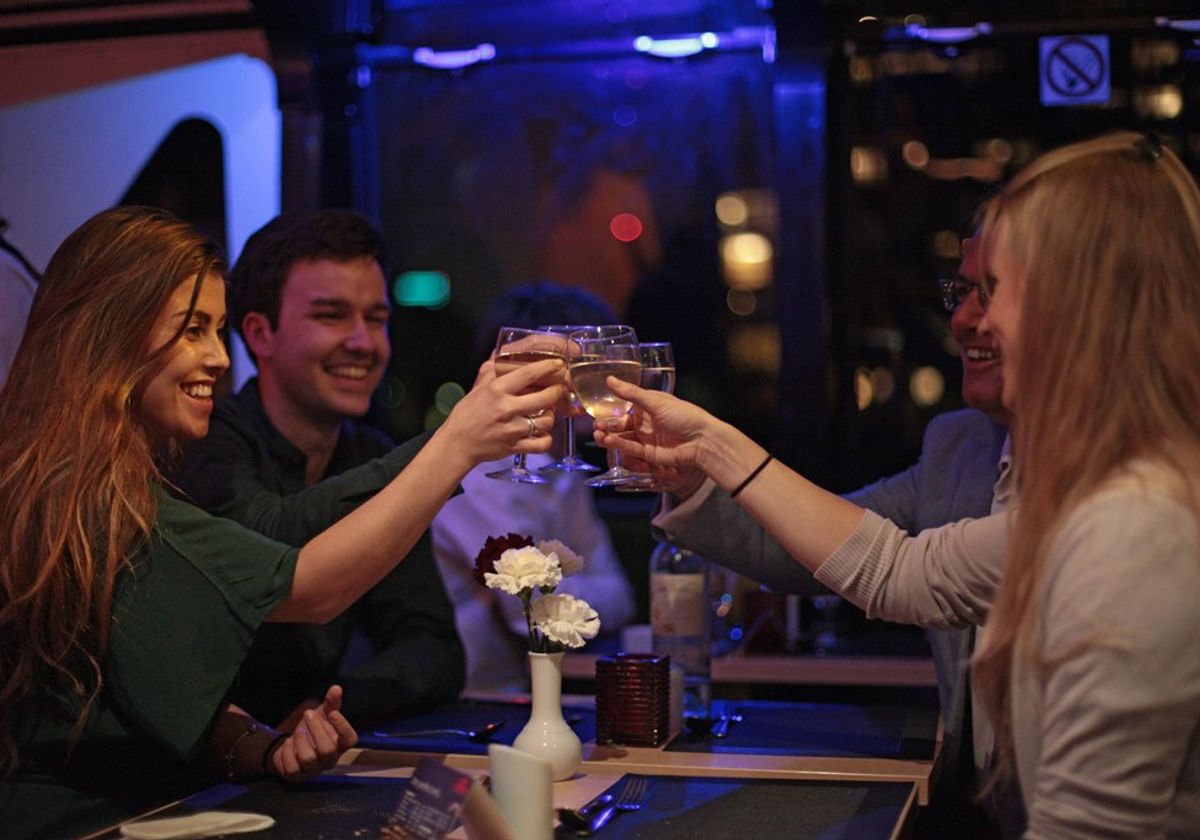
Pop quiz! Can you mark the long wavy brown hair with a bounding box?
[972,132,1200,786]
[0,206,222,774]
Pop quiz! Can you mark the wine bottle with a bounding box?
[649,541,712,722]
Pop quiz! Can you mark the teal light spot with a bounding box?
[434,381,466,415]
[392,271,450,309]
[423,405,447,431]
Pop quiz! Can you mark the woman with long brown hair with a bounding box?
[598,131,1200,836]
[0,206,563,838]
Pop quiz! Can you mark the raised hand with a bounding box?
[266,684,358,782]
[438,356,565,467]
[592,377,712,500]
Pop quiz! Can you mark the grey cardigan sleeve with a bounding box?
[653,481,827,596]
[815,509,1010,628]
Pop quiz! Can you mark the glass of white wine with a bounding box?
[566,325,642,488]
[616,341,676,493]
[484,326,566,484]
[535,323,602,474]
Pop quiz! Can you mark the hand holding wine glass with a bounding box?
[616,342,676,493]
[485,327,568,484]
[590,376,713,501]
[437,354,563,469]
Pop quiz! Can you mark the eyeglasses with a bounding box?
[937,276,991,312]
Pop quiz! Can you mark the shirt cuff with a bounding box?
[652,477,719,537]
[814,509,891,611]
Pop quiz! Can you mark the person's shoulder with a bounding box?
[344,418,396,449]
[1049,461,1200,589]
[924,407,1000,438]
[155,487,289,555]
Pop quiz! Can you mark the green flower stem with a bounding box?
[520,589,539,652]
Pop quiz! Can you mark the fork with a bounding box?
[577,775,648,835]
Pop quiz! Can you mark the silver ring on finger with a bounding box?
[526,416,539,438]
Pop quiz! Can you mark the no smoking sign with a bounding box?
[1040,35,1110,107]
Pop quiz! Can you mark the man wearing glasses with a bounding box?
[652,235,1017,837]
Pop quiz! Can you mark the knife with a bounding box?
[556,792,614,831]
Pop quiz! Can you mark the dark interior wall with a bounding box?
[269,0,1200,486]
[323,0,783,451]
[818,4,1200,489]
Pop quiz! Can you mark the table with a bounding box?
[348,696,942,805]
[100,766,918,839]
[95,697,938,839]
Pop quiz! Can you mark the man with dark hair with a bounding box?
[173,209,465,729]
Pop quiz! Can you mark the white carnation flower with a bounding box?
[485,545,562,595]
[529,593,600,648]
[539,539,584,576]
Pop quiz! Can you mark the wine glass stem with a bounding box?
[513,452,527,471]
[562,416,577,460]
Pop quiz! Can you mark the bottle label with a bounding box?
[650,573,706,636]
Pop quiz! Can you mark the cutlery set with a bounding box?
[557,776,649,836]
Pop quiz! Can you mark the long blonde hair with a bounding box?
[973,132,1200,784]
[0,206,222,774]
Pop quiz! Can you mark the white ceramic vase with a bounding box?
[512,651,582,781]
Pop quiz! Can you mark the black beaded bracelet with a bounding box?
[262,732,290,775]
[729,453,773,499]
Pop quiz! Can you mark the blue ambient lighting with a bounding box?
[633,32,720,58]
[413,43,496,70]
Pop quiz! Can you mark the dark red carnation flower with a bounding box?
[472,532,534,586]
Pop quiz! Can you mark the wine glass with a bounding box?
[484,326,566,484]
[535,323,602,474]
[615,342,676,493]
[566,326,642,488]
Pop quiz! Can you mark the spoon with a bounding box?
[371,719,507,743]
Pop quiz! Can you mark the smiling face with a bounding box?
[138,274,230,444]
[246,256,391,433]
[978,218,1024,416]
[952,236,1009,425]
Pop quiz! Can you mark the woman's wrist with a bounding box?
[261,731,290,776]
[697,418,768,493]
[223,721,288,780]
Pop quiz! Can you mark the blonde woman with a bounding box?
[599,132,1200,836]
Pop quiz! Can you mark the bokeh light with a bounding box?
[909,366,946,406]
[715,193,749,227]
[434,381,466,415]
[721,231,774,290]
[609,212,644,242]
[393,271,450,309]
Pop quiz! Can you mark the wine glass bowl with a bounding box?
[535,323,603,473]
[616,342,676,493]
[485,327,567,485]
[566,326,642,487]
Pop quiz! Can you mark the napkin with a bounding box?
[120,811,274,839]
[486,743,553,840]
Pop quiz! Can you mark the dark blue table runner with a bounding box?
[358,698,597,755]
[665,699,937,759]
